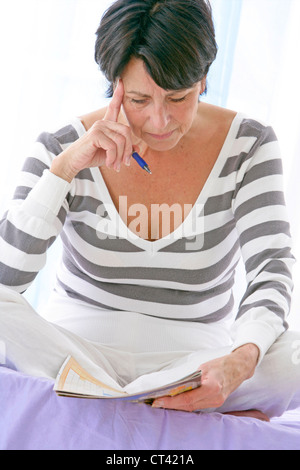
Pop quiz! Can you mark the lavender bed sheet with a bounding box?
[1,366,300,450]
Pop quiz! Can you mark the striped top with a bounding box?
[0,113,295,360]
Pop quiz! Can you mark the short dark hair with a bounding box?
[95,0,218,97]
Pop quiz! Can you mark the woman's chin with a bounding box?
[142,133,181,152]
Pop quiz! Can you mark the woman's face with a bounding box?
[121,58,205,151]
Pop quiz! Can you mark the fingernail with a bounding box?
[113,78,120,92]
[152,399,165,408]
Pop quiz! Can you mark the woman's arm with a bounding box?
[230,120,295,363]
[152,119,294,413]
[0,79,133,292]
[0,136,73,292]
[50,79,133,182]
[152,343,259,412]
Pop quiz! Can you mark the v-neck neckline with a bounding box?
[72,112,243,254]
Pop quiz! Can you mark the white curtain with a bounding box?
[0,0,112,207]
[225,0,300,329]
[0,0,299,329]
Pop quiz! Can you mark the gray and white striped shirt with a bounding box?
[0,113,295,360]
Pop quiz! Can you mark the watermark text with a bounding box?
[291,340,300,365]
[95,197,205,250]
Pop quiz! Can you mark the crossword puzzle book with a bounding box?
[54,355,202,403]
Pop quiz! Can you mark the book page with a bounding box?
[54,356,127,398]
[123,352,203,395]
[126,373,202,403]
[54,355,202,401]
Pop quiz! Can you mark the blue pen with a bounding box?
[132,152,152,175]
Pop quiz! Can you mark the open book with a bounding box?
[54,355,202,403]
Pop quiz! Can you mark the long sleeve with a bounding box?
[0,128,75,293]
[230,119,295,363]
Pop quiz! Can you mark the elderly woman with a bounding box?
[0,0,299,421]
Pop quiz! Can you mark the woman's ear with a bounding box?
[200,76,207,95]
[198,76,207,102]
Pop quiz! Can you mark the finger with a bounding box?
[152,389,200,412]
[89,121,131,171]
[101,121,133,165]
[152,398,195,413]
[152,383,219,412]
[111,131,126,171]
[104,78,124,123]
[92,131,118,169]
[101,126,128,171]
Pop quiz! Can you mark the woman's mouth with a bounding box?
[147,130,175,140]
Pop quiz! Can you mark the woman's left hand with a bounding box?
[152,343,259,412]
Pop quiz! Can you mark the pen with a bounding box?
[132,152,152,175]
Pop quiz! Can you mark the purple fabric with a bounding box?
[1,366,300,450]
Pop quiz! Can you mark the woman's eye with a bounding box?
[130,96,187,105]
[131,99,147,104]
[170,96,187,103]
[131,96,186,104]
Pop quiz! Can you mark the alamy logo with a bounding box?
[291,340,300,366]
[95,197,205,250]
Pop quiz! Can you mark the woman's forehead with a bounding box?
[122,58,199,95]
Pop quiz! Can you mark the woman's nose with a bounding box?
[150,104,171,130]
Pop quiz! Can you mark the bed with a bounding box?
[1,365,300,451]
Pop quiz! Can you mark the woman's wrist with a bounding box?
[50,152,78,183]
[231,343,260,379]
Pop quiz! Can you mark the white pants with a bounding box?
[1,285,300,418]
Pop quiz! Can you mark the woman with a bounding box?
[0,0,299,420]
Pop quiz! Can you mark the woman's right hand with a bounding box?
[50,79,134,182]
